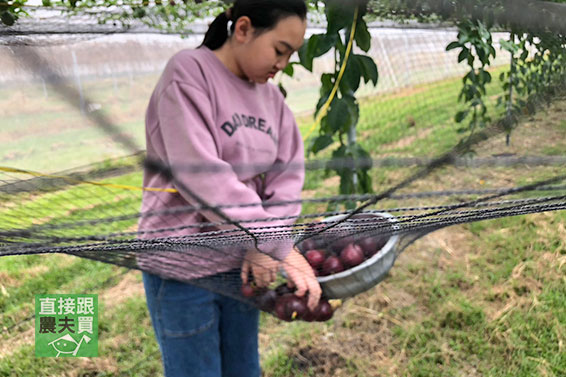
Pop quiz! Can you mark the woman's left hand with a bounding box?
[241,249,280,288]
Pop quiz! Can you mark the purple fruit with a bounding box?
[329,234,355,254]
[241,283,255,298]
[274,294,293,322]
[286,295,308,320]
[340,243,365,268]
[275,283,294,296]
[357,235,389,257]
[305,249,325,269]
[314,300,334,322]
[321,256,344,276]
[257,290,277,312]
[298,238,316,252]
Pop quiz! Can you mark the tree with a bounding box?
[293,0,378,209]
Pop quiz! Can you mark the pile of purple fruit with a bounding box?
[241,215,392,322]
[241,283,334,322]
[299,216,391,277]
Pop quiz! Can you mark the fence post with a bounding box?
[378,36,399,89]
[41,77,48,98]
[71,50,85,115]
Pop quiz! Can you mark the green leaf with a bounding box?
[343,95,360,131]
[357,168,373,194]
[315,73,334,117]
[458,48,470,63]
[496,96,503,107]
[327,98,353,133]
[298,38,312,71]
[331,144,347,159]
[499,39,515,53]
[455,110,469,123]
[481,70,492,83]
[354,18,371,52]
[325,0,354,35]
[1,11,16,26]
[476,47,487,65]
[310,134,334,154]
[354,54,378,85]
[478,23,491,40]
[314,34,338,58]
[299,34,338,72]
[352,143,372,172]
[446,41,461,51]
[282,63,294,77]
[133,7,146,18]
[277,83,287,98]
[340,56,361,93]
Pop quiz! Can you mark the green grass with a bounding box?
[0,255,121,330]
[0,294,161,377]
[0,76,156,173]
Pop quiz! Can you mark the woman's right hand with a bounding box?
[281,247,322,311]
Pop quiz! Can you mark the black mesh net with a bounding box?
[1,0,566,374]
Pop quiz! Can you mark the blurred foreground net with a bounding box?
[1,0,566,324]
[1,152,566,322]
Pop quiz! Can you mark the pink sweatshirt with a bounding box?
[137,47,305,281]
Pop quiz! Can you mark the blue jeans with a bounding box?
[142,271,261,377]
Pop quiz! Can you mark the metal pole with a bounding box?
[347,124,358,188]
[506,33,515,146]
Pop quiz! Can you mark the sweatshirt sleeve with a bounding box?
[156,81,294,261]
[261,104,305,227]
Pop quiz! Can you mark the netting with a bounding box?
[2,1,566,303]
[1,0,566,374]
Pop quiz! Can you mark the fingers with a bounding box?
[254,268,269,288]
[253,264,278,288]
[306,277,322,311]
[284,265,321,311]
[241,260,249,284]
[241,249,279,288]
[270,266,277,283]
[292,273,321,311]
[293,274,307,297]
[281,249,322,311]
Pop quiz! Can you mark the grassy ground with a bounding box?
[0,75,156,173]
[1,67,566,376]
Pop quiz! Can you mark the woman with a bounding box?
[138,1,321,376]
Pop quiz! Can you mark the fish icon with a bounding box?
[48,333,91,357]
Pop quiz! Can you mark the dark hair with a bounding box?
[201,0,307,50]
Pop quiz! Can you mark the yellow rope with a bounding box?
[303,6,360,142]
[0,166,178,193]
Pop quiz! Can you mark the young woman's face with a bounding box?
[234,15,307,84]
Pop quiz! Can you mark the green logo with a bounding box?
[35,294,98,357]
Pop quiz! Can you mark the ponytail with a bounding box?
[200,0,307,51]
[201,11,231,51]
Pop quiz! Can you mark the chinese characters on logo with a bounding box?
[35,294,98,357]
